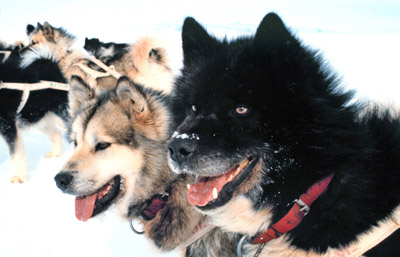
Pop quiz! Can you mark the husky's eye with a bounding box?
[72,140,77,147]
[235,106,249,115]
[31,40,38,45]
[191,105,197,112]
[95,142,111,152]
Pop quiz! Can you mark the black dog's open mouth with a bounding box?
[188,156,259,210]
[75,176,122,222]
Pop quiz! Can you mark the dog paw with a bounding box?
[10,175,27,183]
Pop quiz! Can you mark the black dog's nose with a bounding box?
[54,172,74,191]
[167,139,196,164]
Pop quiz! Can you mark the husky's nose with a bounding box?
[54,172,74,191]
[167,139,196,164]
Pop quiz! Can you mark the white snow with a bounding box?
[173,133,200,140]
[1,1,400,257]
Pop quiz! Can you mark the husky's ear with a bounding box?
[148,48,166,64]
[37,22,43,30]
[181,17,218,66]
[254,12,298,49]
[69,76,95,117]
[116,76,150,120]
[42,22,54,40]
[26,24,35,36]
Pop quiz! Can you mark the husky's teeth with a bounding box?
[213,187,218,200]
[235,167,241,176]
[227,174,234,182]
[187,184,191,190]
[240,159,249,169]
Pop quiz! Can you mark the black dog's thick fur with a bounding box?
[0,45,68,181]
[0,48,68,136]
[168,13,400,255]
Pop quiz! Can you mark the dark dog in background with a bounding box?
[84,37,130,66]
[0,41,68,183]
[83,36,175,94]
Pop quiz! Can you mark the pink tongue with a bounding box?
[188,173,229,207]
[75,193,97,222]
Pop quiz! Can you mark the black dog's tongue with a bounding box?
[141,194,168,221]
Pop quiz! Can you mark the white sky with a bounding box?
[1,0,400,103]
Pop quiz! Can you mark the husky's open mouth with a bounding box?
[188,156,259,210]
[128,192,169,222]
[75,176,123,221]
[141,193,169,220]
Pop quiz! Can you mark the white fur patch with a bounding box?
[208,196,272,236]
[100,45,115,58]
[35,113,65,158]
[10,130,28,182]
[19,45,57,68]
[168,155,184,174]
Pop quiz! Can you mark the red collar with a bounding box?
[251,174,334,244]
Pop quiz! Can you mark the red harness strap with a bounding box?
[252,174,334,244]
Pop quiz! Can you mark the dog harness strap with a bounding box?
[0,50,12,62]
[88,55,122,79]
[75,57,122,88]
[16,88,30,113]
[0,81,69,91]
[252,174,334,244]
[0,81,69,113]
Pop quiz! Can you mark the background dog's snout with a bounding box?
[167,139,196,164]
[54,172,74,191]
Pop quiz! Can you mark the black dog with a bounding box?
[168,12,400,256]
[0,43,68,183]
[84,37,129,66]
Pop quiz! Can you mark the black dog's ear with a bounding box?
[26,24,35,36]
[181,17,218,66]
[254,12,298,49]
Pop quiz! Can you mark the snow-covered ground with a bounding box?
[1,1,400,257]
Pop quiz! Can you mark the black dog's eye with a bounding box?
[235,106,249,115]
[95,142,111,152]
[191,105,197,112]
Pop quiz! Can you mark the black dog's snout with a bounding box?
[54,172,74,191]
[167,139,197,164]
